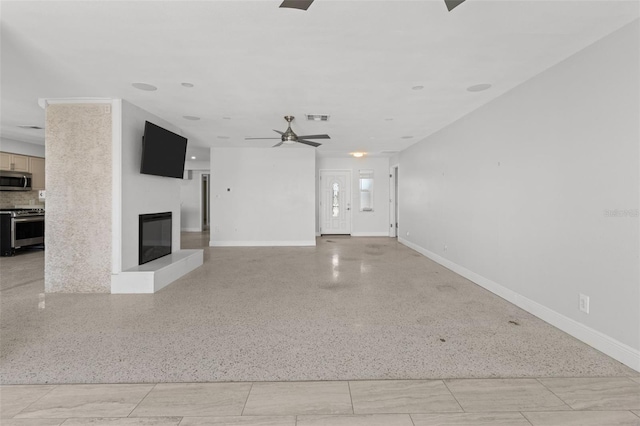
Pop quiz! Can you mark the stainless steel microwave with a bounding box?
[0,171,32,191]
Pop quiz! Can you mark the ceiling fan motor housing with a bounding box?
[282,116,298,142]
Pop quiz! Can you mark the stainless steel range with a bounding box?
[0,208,45,256]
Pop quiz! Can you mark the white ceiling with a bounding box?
[1,1,638,160]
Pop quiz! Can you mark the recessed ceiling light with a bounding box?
[183,115,200,121]
[190,156,196,160]
[351,152,365,158]
[217,136,230,139]
[181,82,194,88]
[17,125,43,130]
[412,85,424,90]
[401,136,414,139]
[467,83,492,92]
[132,82,157,91]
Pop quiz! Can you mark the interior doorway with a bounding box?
[389,165,399,238]
[319,169,351,235]
[202,173,210,231]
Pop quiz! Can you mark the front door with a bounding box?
[320,170,351,235]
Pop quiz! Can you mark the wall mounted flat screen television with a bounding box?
[140,121,188,179]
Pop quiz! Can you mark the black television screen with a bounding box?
[140,121,188,179]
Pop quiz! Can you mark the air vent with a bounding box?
[380,150,399,154]
[18,125,44,130]
[306,114,330,121]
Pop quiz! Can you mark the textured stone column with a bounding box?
[45,103,112,292]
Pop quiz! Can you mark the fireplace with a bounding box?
[139,212,172,265]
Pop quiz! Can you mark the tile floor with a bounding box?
[2,378,640,425]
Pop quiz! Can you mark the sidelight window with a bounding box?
[359,169,374,212]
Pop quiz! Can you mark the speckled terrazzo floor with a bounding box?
[0,234,635,384]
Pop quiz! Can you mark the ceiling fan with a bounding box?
[279,0,467,12]
[245,115,330,148]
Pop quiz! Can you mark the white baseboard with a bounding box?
[351,232,391,237]
[210,240,316,247]
[316,232,321,237]
[398,237,640,373]
[181,228,202,232]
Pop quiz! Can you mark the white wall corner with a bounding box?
[111,99,123,275]
[398,237,640,373]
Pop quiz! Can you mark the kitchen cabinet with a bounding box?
[30,157,45,190]
[0,153,10,170]
[0,153,29,172]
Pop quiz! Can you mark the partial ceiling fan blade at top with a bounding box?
[273,141,284,148]
[296,134,330,140]
[279,0,314,10]
[281,0,461,12]
[444,0,466,11]
[273,129,284,135]
[297,139,321,147]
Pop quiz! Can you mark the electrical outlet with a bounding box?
[579,293,590,314]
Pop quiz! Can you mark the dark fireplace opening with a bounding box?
[139,212,172,265]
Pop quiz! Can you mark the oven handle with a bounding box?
[13,216,45,223]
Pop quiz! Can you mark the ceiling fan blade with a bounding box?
[245,137,281,140]
[279,0,314,10]
[297,139,321,147]
[273,129,284,135]
[273,141,284,147]
[444,0,466,11]
[296,134,330,140]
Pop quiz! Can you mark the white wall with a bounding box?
[210,147,316,246]
[119,100,183,270]
[399,21,639,370]
[180,170,206,232]
[316,156,390,236]
[0,137,45,157]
